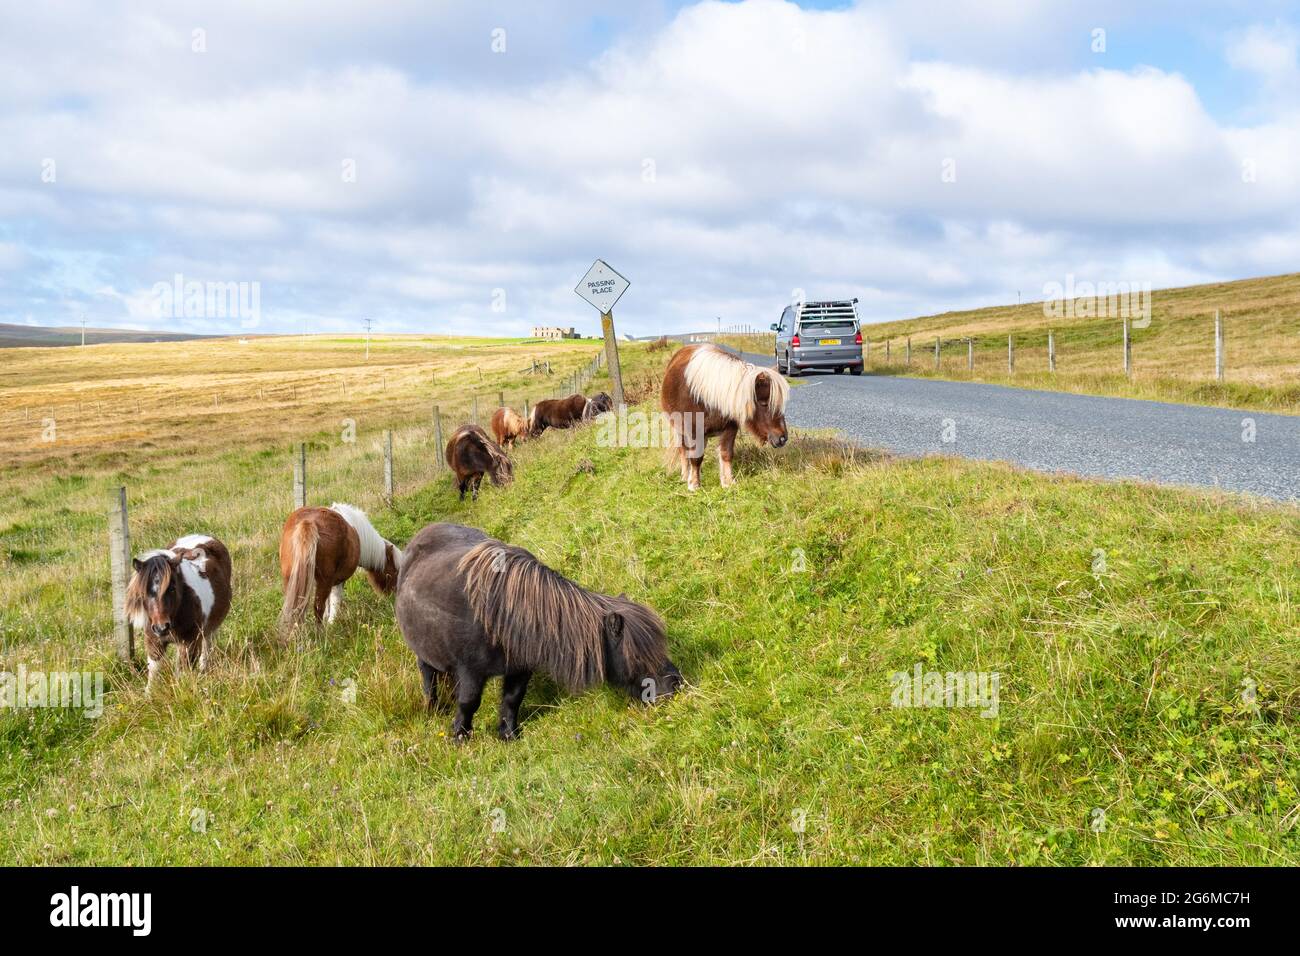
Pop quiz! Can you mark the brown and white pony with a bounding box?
[490,406,528,450]
[278,503,403,633]
[660,344,789,491]
[445,424,514,500]
[528,392,613,436]
[125,534,233,687]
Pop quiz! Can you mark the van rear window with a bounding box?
[800,320,856,336]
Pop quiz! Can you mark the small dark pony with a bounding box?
[660,344,789,491]
[528,391,613,436]
[445,424,513,500]
[395,523,682,740]
[125,534,233,688]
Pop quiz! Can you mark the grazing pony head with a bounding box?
[584,392,614,419]
[456,542,682,701]
[746,369,789,448]
[366,541,404,595]
[126,552,185,639]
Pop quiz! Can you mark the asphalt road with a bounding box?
[739,352,1300,502]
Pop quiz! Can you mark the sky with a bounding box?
[1,0,1298,337]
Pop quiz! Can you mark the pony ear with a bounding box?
[132,557,143,572]
[754,372,772,406]
[603,612,625,648]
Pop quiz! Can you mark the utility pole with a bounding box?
[81,315,87,346]
[363,318,373,360]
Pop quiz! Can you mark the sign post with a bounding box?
[574,259,630,409]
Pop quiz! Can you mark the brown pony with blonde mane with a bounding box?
[278,503,403,633]
[395,522,682,740]
[445,424,513,500]
[660,344,789,491]
[125,534,232,687]
[489,406,528,450]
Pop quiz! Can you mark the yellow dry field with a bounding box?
[1,335,602,468]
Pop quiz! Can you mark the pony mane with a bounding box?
[682,345,788,421]
[330,502,399,573]
[455,541,666,693]
[125,552,174,629]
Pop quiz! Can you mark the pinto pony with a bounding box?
[528,392,613,436]
[660,344,789,491]
[278,503,403,632]
[125,534,232,687]
[445,424,513,500]
[489,406,528,450]
[395,522,682,740]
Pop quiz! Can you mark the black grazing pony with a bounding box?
[395,523,682,740]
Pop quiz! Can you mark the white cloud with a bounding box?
[0,0,1297,334]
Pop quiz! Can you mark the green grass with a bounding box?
[2,370,1298,863]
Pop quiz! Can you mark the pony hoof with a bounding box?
[498,723,520,741]
[452,729,471,743]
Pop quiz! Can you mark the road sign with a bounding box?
[574,259,630,314]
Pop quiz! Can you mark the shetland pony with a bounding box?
[125,534,232,687]
[395,522,682,740]
[528,392,612,436]
[660,344,789,491]
[278,503,403,632]
[489,406,528,450]
[445,424,513,500]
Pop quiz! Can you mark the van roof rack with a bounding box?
[797,300,858,321]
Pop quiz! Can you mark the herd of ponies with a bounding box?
[124,344,789,739]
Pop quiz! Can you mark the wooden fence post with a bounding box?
[934,338,941,370]
[383,430,394,503]
[967,338,974,371]
[906,337,911,366]
[293,443,306,508]
[498,390,505,408]
[1214,311,1223,381]
[433,406,444,465]
[1048,330,1056,372]
[108,486,133,663]
[1122,316,1131,377]
[1007,335,1014,373]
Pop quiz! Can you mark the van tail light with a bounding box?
[791,333,801,347]
[854,330,863,345]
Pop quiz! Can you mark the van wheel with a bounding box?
[850,365,863,376]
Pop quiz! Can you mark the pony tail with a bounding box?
[278,520,319,635]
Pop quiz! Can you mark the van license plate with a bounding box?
[818,338,840,346]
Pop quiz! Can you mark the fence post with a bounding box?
[1214,310,1223,381]
[906,337,911,366]
[433,406,444,466]
[886,340,891,363]
[383,430,394,504]
[1048,330,1056,373]
[934,338,941,370]
[1007,335,1014,373]
[1122,316,1131,377]
[967,338,974,371]
[293,443,306,508]
[108,486,133,663]
[498,390,505,408]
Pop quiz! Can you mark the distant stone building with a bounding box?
[532,326,579,340]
